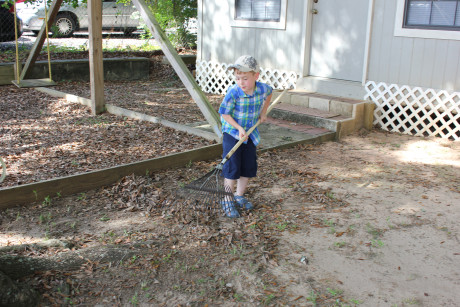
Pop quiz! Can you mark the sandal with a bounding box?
[234,195,254,211]
[220,200,240,218]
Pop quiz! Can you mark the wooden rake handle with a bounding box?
[220,89,288,166]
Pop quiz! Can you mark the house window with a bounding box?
[235,0,281,22]
[394,0,460,40]
[404,0,460,30]
[230,0,286,30]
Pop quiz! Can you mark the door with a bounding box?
[308,0,369,82]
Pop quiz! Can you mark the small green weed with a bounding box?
[325,190,336,199]
[350,298,363,305]
[42,195,52,207]
[130,292,139,306]
[140,280,149,291]
[327,287,343,296]
[386,217,395,229]
[262,293,275,305]
[277,221,289,231]
[233,293,244,301]
[162,250,174,262]
[324,219,336,234]
[230,243,245,258]
[371,239,384,248]
[39,212,52,225]
[366,223,383,239]
[307,290,318,306]
[130,255,138,264]
[402,297,421,305]
[100,214,110,222]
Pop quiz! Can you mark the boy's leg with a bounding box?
[234,139,256,210]
[221,134,241,217]
[222,178,239,218]
[234,176,254,210]
[224,178,236,196]
[225,175,250,197]
[222,133,241,196]
[236,176,249,196]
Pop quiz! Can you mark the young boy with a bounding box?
[219,55,273,218]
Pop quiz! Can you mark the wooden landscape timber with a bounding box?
[34,87,220,142]
[0,144,222,209]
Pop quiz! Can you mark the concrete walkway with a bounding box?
[258,118,335,151]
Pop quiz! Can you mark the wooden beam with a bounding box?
[0,144,222,209]
[19,0,63,80]
[35,87,220,142]
[106,104,220,142]
[131,0,222,138]
[87,0,105,114]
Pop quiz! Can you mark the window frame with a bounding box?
[230,0,287,30]
[394,0,460,40]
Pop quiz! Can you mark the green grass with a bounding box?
[1,43,161,63]
[365,223,384,239]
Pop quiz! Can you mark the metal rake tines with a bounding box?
[182,167,234,208]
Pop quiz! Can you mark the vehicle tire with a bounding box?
[52,13,76,38]
[32,31,40,36]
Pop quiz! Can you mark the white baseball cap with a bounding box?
[228,55,260,73]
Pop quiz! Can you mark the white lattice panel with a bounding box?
[196,60,299,95]
[365,81,460,141]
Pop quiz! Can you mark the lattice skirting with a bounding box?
[365,81,460,141]
[196,59,300,95]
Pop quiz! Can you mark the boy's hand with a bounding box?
[238,127,248,141]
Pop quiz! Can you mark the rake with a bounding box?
[180,89,288,213]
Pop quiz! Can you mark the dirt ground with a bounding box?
[1,55,460,306]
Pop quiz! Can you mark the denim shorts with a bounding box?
[222,133,257,180]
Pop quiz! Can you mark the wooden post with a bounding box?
[87,0,105,114]
[131,0,222,138]
[19,0,63,80]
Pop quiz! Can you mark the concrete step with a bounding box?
[271,90,374,139]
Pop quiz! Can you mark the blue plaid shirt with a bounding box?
[219,82,272,146]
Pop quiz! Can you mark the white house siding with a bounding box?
[365,0,460,140]
[197,0,307,93]
[197,0,459,139]
[367,0,460,92]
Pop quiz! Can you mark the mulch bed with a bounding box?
[0,52,222,188]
